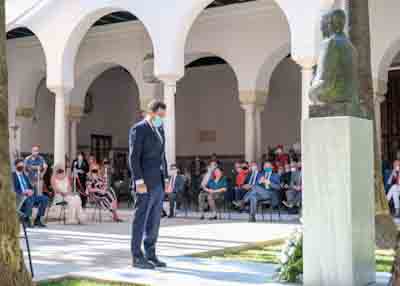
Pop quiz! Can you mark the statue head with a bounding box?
[330,9,346,34]
[321,12,332,39]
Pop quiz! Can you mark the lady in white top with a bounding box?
[51,164,85,224]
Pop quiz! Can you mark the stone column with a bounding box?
[242,103,257,162]
[301,65,314,120]
[163,80,177,166]
[15,107,34,159]
[255,105,264,163]
[65,118,70,162]
[374,94,386,158]
[65,106,83,161]
[52,88,67,168]
[239,90,267,163]
[70,119,78,160]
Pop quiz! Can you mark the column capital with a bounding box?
[140,95,156,112]
[48,86,72,96]
[374,94,386,105]
[241,103,256,113]
[157,74,181,86]
[16,107,34,119]
[373,77,388,96]
[239,90,268,106]
[65,105,84,121]
[293,56,317,69]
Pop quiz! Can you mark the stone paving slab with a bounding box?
[24,216,390,286]
[25,220,297,282]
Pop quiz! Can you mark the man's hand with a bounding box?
[242,184,251,190]
[24,190,33,197]
[136,183,148,194]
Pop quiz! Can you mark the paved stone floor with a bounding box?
[23,209,390,285]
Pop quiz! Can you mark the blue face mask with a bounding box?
[152,116,164,128]
[264,167,272,173]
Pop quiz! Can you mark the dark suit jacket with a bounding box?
[170,174,185,193]
[129,119,168,190]
[12,172,33,195]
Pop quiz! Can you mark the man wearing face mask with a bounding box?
[387,160,400,217]
[282,162,302,213]
[165,164,185,218]
[24,145,48,196]
[13,159,49,227]
[237,162,281,222]
[233,162,259,204]
[129,100,168,270]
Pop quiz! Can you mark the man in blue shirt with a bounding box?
[13,158,48,227]
[24,145,48,195]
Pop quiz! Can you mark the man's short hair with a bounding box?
[148,100,166,113]
[14,158,24,166]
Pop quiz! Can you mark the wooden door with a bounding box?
[90,134,112,162]
[382,70,400,162]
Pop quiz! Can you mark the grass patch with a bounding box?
[39,278,145,286]
[193,241,395,273]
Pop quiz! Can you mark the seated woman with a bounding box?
[198,167,227,220]
[51,164,85,224]
[86,165,123,222]
[387,160,400,217]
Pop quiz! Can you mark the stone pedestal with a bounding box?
[303,117,375,286]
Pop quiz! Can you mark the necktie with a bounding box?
[252,172,257,185]
[18,174,27,191]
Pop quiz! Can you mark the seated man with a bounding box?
[283,162,302,213]
[13,158,48,227]
[238,162,281,222]
[166,164,185,218]
[234,162,259,204]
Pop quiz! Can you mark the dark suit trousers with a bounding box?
[131,183,164,259]
[22,195,49,218]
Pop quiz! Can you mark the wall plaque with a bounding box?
[199,130,216,143]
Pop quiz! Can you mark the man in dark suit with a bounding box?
[166,164,185,218]
[129,101,168,270]
[13,158,48,227]
[71,152,90,207]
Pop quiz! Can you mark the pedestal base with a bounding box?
[302,117,375,286]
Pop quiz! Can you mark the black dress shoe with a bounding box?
[34,218,47,228]
[249,215,256,223]
[147,257,167,268]
[132,257,155,269]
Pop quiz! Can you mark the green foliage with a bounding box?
[276,231,303,283]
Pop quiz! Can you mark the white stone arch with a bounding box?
[176,53,243,158]
[70,61,140,108]
[177,0,324,80]
[255,43,291,95]
[7,27,48,119]
[184,52,240,84]
[376,39,400,94]
[22,1,156,90]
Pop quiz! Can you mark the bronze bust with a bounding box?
[309,9,364,118]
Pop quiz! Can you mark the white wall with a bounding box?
[77,67,140,150]
[262,58,301,150]
[176,64,242,157]
[20,80,54,154]
[176,58,301,157]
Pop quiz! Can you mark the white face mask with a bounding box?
[291,168,297,172]
[251,166,258,172]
